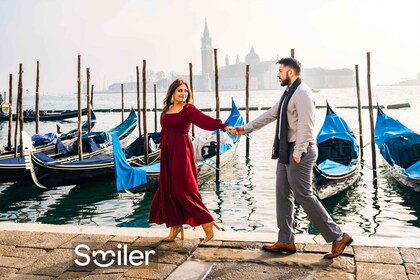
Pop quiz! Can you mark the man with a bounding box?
[230,57,352,259]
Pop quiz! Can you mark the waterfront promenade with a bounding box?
[0,222,419,280]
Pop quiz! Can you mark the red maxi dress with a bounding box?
[148,104,227,227]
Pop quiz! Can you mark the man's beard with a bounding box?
[280,75,290,87]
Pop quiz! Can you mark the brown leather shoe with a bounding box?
[324,233,353,259]
[262,241,297,253]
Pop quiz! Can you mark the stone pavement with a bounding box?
[0,223,419,280]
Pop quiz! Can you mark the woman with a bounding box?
[148,78,230,243]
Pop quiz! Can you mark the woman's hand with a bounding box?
[229,126,245,136]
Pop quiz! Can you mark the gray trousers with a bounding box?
[276,145,343,243]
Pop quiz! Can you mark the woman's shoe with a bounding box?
[202,222,220,243]
[163,226,184,241]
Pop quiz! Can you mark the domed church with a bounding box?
[200,21,354,91]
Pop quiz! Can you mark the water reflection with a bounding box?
[198,155,262,232]
[36,181,118,225]
[370,177,381,236]
[0,181,52,222]
[384,177,420,228]
[345,180,378,235]
[0,181,46,214]
[242,155,263,231]
[115,190,156,228]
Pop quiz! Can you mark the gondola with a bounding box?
[2,109,136,184]
[27,131,161,188]
[374,106,420,191]
[0,108,88,122]
[0,110,96,160]
[113,99,244,193]
[313,102,360,200]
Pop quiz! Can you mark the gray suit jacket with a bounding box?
[242,82,316,158]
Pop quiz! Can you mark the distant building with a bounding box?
[392,72,420,86]
[202,20,354,90]
[105,20,356,93]
[201,19,214,81]
[301,68,354,88]
[218,50,278,91]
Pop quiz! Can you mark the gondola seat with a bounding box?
[317,139,354,166]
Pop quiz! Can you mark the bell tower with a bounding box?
[201,18,213,78]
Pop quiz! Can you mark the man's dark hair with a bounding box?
[277,57,301,75]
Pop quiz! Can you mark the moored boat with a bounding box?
[0,110,96,160]
[0,108,88,122]
[374,106,420,191]
[3,109,136,184]
[27,132,160,188]
[313,102,360,200]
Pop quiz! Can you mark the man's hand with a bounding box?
[229,126,245,137]
[293,156,301,164]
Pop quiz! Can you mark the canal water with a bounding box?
[0,85,419,240]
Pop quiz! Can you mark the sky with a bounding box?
[0,0,419,94]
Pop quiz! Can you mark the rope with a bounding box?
[359,160,399,182]
[362,141,371,148]
[201,159,221,171]
[128,133,138,140]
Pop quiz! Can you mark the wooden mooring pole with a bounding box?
[136,66,142,140]
[153,84,157,131]
[189,62,195,139]
[121,83,124,122]
[366,52,377,181]
[35,61,40,134]
[245,65,250,157]
[214,49,220,182]
[355,64,363,158]
[90,84,94,110]
[7,73,12,149]
[291,48,295,58]
[17,64,24,157]
[14,72,19,157]
[86,68,91,132]
[142,60,149,165]
[77,55,83,160]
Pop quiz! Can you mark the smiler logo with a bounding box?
[74,243,156,268]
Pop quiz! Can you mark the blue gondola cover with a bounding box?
[375,111,420,168]
[317,109,359,159]
[318,159,353,175]
[112,135,147,192]
[403,160,420,179]
[32,133,59,147]
[225,98,244,143]
[209,98,244,155]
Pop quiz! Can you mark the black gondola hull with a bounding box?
[30,150,160,188]
[32,159,116,188]
[0,165,30,183]
[313,162,360,200]
[0,108,88,122]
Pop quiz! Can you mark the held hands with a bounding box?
[293,156,301,164]
[228,126,245,137]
